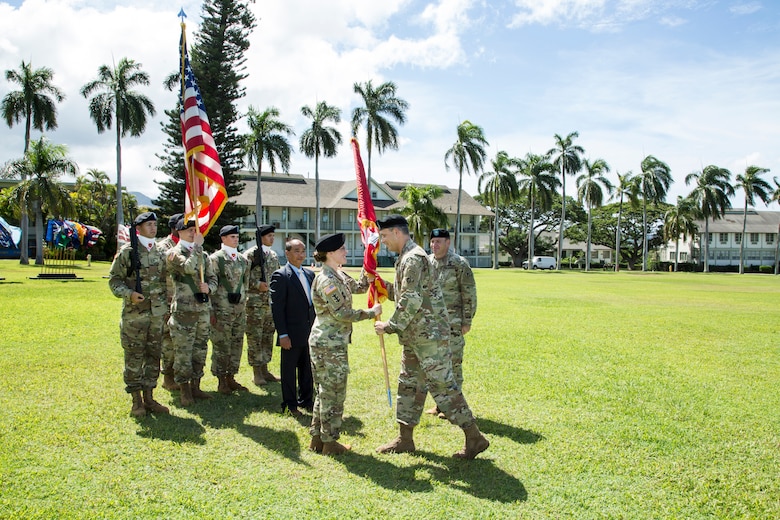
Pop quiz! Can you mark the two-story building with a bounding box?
[231,172,494,267]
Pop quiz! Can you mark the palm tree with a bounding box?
[735,166,771,274]
[685,165,734,273]
[478,151,520,269]
[517,152,560,269]
[2,136,76,264]
[576,158,613,271]
[2,61,65,264]
[242,106,293,227]
[351,80,409,188]
[548,131,584,270]
[613,171,640,271]
[444,120,488,252]
[638,155,673,271]
[300,101,342,240]
[398,185,449,246]
[663,196,699,272]
[80,57,155,242]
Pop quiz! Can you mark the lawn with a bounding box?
[0,260,778,519]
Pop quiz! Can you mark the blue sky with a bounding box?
[1,0,778,209]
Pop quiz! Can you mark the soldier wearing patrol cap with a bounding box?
[244,224,281,385]
[307,233,383,455]
[421,227,477,418]
[156,213,183,391]
[209,224,251,394]
[109,211,170,417]
[373,214,489,459]
[166,218,218,407]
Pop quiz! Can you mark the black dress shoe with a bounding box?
[288,407,303,418]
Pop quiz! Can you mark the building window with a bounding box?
[750,233,759,245]
[766,233,775,245]
[680,252,688,262]
[735,233,741,244]
[668,251,676,262]
[719,233,727,244]
[707,233,712,243]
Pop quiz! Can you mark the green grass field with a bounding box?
[1,259,778,519]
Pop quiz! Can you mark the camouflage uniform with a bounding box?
[156,235,178,379]
[108,241,167,393]
[244,245,281,367]
[209,247,250,377]
[166,242,218,384]
[384,238,476,429]
[308,266,374,442]
[429,249,477,389]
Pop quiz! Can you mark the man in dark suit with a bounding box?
[270,238,315,417]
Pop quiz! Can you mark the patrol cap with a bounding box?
[176,218,197,231]
[133,212,157,226]
[258,224,275,236]
[315,233,345,253]
[377,214,408,230]
[431,228,450,239]
[168,213,183,229]
[220,225,239,237]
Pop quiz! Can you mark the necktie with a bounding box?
[297,268,311,304]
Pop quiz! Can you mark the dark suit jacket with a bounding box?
[270,263,315,347]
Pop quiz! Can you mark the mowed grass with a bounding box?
[0,260,778,519]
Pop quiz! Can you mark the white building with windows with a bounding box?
[232,172,494,267]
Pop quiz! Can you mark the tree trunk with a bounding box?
[455,169,463,254]
[315,151,321,241]
[642,196,647,272]
[493,190,499,270]
[527,194,535,269]
[703,218,710,273]
[585,207,592,271]
[556,163,565,270]
[255,164,263,228]
[115,119,123,251]
[739,202,747,274]
[674,237,679,272]
[34,200,44,265]
[615,198,623,272]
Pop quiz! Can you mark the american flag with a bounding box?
[179,23,226,237]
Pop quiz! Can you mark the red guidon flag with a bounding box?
[179,22,226,236]
[351,137,388,306]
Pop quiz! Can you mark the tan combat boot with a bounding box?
[252,365,266,386]
[130,391,146,417]
[309,435,324,453]
[217,375,232,395]
[161,373,180,391]
[191,378,213,400]
[227,374,248,392]
[453,422,490,460]
[142,389,170,414]
[322,440,351,456]
[376,424,415,454]
[261,363,279,383]
[179,382,194,407]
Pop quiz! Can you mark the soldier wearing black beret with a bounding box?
[157,213,184,392]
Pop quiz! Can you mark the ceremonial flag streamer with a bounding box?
[352,137,388,306]
[180,21,226,236]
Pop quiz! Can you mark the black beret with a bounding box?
[315,233,345,253]
[258,224,275,236]
[220,225,239,237]
[377,214,408,230]
[168,213,183,229]
[133,212,157,225]
[431,228,450,239]
[176,218,196,231]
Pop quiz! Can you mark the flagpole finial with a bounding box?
[178,8,187,22]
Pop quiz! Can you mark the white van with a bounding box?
[522,256,557,270]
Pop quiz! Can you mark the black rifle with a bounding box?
[128,218,142,294]
[251,227,266,282]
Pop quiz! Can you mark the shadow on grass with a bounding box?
[336,450,526,503]
[136,413,207,444]
[477,418,543,445]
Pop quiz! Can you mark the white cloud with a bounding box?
[729,2,762,15]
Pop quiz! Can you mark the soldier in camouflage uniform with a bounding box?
[374,214,489,460]
[209,225,251,394]
[244,224,281,386]
[423,227,477,417]
[166,218,218,407]
[307,233,382,455]
[108,212,169,417]
[156,213,182,391]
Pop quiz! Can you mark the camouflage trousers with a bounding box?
[397,338,475,429]
[246,302,276,366]
[119,311,165,393]
[210,306,247,376]
[160,313,174,376]
[169,310,210,384]
[309,342,349,442]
